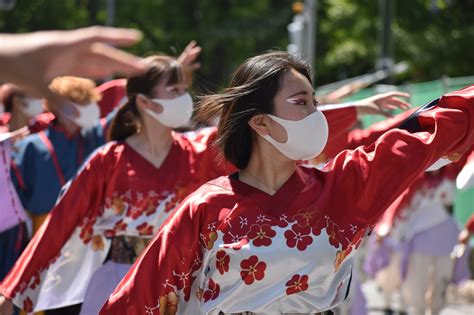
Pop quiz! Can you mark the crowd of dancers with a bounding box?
[0,26,473,315]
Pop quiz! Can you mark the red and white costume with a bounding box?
[0,128,230,312]
[0,103,360,313]
[101,86,474,314]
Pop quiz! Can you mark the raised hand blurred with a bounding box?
[0,26,146,98]
[354,91,411,117]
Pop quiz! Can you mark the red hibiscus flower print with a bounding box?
[144,201,157,216]
[247,224,276,247]
[277,214,290,228]
[126,205,142,219]
[114,219,128,232]
[294,209,317,227]
[29,272,41,290]
[79,225,93,244]
[137,222,154,236]
[293,208,326,236]
[240,255,266,285]
[326,219,350,249]
[223,237,249,250]
[203,278,220,302]
[223,230,249,250]
[284,224,313,251]
[285,274,309,295]
[216,250,230,275]
[23,297,33,312]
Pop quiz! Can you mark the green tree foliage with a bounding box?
[1,0,472,90]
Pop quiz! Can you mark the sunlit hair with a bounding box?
[48,76,102,105]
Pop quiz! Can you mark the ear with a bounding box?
[248,114,271,136]
[136,94,152,110]
[136,94,163,113]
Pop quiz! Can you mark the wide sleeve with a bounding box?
[0,146,108,303]
[100,194,205,315]
[315,105,357,161]
[324,86,474,228]
[186,127,236,178]
[343,108,416,150]
[320,104,358,140]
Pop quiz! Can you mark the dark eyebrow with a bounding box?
[287,90,309,98]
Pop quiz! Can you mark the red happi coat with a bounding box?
[101,87,474,314]
[0,128,230,312]
[0,105,358,312]
[375,149,473,238]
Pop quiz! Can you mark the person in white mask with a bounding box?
[0,49,412,315]
[8,76,106,246]
[101,51,474,315]
[0,83,45,133]
[0,53,232,315]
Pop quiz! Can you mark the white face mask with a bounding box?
[70,102,100,129]
[260,110,329,161]
[22,97,44,117]
[144,93,193,128]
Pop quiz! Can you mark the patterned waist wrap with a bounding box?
[108,235,152,264]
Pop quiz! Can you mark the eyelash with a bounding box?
[291,99,319,106]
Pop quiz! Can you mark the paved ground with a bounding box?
[362,280,474,315]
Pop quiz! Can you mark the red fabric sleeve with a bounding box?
[317,106,357,161]
[96,79,127,118]
[0,145,109,298]
[321,105,358,140]
[101,194,204,314]
[344,108,416,150]
[27,113,55,134]
[188,127,236,176]
[324,87,474,227]
[315,107,414,163]
[466,214,474,233]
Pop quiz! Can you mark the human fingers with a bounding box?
[70,26,143,47]
[381,91,410,100]
[380,97,411,110]
[71,43,146,78]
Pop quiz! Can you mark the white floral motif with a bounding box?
[136,192,143,201]
[207,222,216,231]
[223,216,232,228]
[256,214,271,223]
[124,189,132,199]
[279,214,290,225]
[192,252,202,268]
[227,231,242,243]
[349,224,358,234]
[174,271,189,282]
[148,190,158,198]
[145,300,160,315]
[239,216,248,229]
